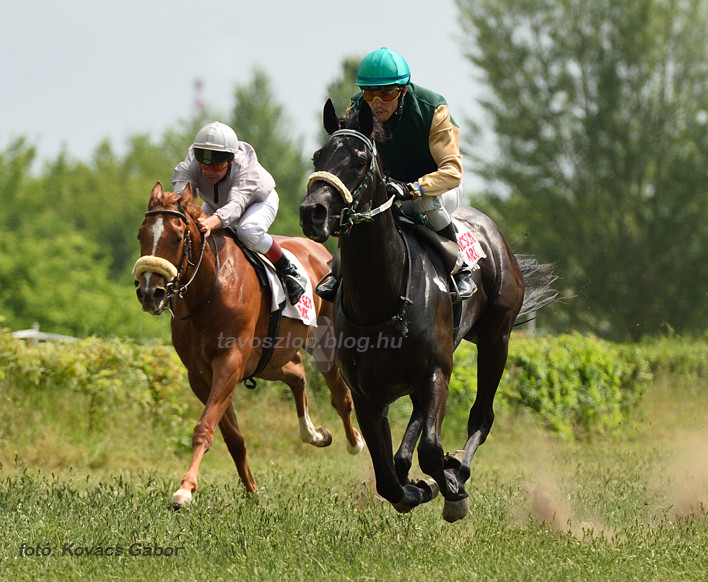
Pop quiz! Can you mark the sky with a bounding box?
[2,0,483,179]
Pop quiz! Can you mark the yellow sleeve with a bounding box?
[414,105,463,197]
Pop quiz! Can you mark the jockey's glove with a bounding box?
[385,177,416,201]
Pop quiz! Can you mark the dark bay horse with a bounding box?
[134,181,363,507]
[299,100,557,522]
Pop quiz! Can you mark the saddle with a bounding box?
[222,230,270,288]
[393,208,458,274]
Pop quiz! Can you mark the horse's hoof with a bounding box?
[392,501,414,514]
[316,426,333,447]
[443,495,470,523]
[347,434,365,455]
[416,478,440,502]
[172,488,193,509]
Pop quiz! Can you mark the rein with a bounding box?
[133,208,219,320]
[307,129,396,235]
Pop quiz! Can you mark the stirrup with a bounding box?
[450,270,477,304]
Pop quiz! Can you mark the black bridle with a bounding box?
[307,129,395,236]
[307,129,413,334]
[142,208,219,320]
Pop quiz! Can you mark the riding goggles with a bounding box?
[197,160,230,171]
[361,86,403,104]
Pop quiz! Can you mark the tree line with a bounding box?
[2,0,707,341]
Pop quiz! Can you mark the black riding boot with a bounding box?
[436,223,477,303]
[273,255,308,305]
[315,250,341,302]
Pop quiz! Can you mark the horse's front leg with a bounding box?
[353,393,436,513]
[414,371,468,521]
[393,396,424,485]
[172,354,247,507]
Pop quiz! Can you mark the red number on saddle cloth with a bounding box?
[296,294,314,320]
[458,231,485,267]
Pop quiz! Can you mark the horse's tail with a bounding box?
[515,254,559,321]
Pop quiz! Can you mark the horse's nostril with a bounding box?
[309,204,327,226]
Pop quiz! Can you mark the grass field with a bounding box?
[1,368,707,581]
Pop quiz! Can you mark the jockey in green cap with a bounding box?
[316,47,476,304]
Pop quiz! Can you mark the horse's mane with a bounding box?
[340,110,387,143]
[181,192,203,220]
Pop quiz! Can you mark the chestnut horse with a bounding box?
[299,100,557,521]
[134,181,363,507]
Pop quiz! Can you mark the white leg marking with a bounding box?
[172,488,193,507]
[347,434,365,455]
[298,410,325,445]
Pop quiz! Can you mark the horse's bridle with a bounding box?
[307,129,396,236]
[307,129,413,334]
[132,207,218,319]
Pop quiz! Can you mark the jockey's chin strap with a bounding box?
[307,129,396,235]
[132,208,218,319]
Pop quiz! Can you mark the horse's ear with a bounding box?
[358,100,374,138]
[179,183,194,206]
[323,99,340,135]
[149,181,164,208]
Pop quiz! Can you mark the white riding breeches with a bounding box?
[401,184,463,231]
[234,189,279,254]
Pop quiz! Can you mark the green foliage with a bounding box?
[6,331,702,447]
[450,333,662,439]
[636,334,708,377]
[457,0,708,339]
[0,69,313,338]
[0,332,191,451]
[507,334,650,438]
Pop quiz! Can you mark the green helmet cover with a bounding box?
[357,47,411,87]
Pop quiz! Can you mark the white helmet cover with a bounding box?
[192,121,239,154]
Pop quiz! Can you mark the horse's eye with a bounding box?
[354,151,368,170]
[312,150,322,166]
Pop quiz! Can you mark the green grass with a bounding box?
[1,372,707,581]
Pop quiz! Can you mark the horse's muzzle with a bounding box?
[135,277,169,315]
[299,201,330,242]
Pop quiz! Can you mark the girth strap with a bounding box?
[243,302,284,390]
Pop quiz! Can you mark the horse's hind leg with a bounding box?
[445,334,510,521]
[280,352,333,447]
[320,364,364,454]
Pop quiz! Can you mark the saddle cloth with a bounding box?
[223,231,317,326]
[452,218,486,270]
[258,249,317,326]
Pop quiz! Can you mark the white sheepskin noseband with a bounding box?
[132,255,178,282]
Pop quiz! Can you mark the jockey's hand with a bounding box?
[197,215,222,237]
[385,177,415,201]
